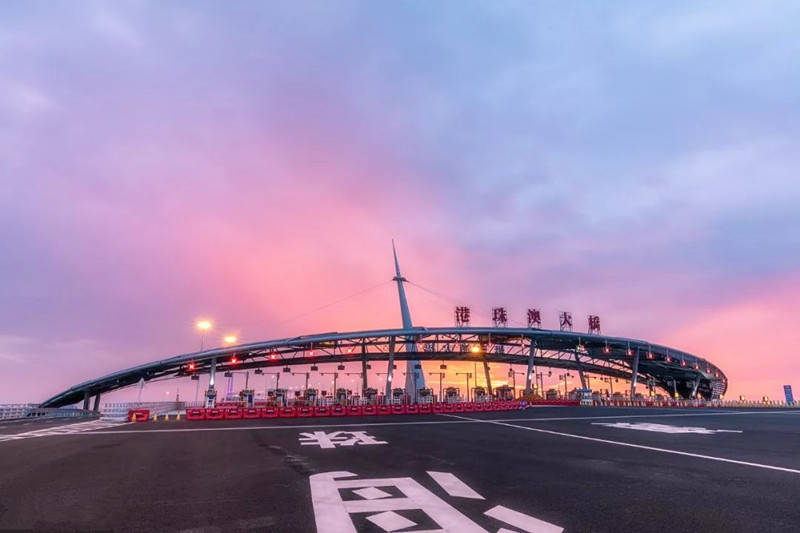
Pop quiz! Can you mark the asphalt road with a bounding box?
[1,406,799,532]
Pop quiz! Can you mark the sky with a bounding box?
[1,1,799,404]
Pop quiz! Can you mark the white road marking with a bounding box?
[0,419,129,442]
[428,471,484,499]
[310,470,562,533]
[366,511,416,532]
[485,505,564,533]
[2,409,795,440]
[298,430,387,449]
[444,415,800,475]
[592,422,744,434]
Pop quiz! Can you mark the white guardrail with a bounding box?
[0,404,97,421]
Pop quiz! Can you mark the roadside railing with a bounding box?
[101,401,184,420]
[0,404,97,421]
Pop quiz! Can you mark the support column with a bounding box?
[361,344,368,393]
[482,357,493,396]
[82,389,90,410]
[92,395,101,412]
[209,357,217,389]
[525,340,536,395]
[630,348,640,397]
[385,337,396,403]
[573,351,587,389]
[691,377,701,398]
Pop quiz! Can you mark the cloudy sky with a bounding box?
[1,1,799,403]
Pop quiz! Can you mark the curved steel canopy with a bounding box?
[41,326,727,407]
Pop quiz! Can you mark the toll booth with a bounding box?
[305,388,318,406]
[575,388,592,405]
[240,389,255,408]
[335,388,349,405]
[271,388,288,406]
[472,386,487,402]
[391,388,406,404]
[204,388,217,408]
[444,387,460,403]
[545,389,559,401]
[495,385,514,401]
[363,387,378,404]
[418,388,434,404]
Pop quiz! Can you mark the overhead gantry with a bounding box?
[40,326,727,408]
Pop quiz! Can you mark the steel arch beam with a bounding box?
[40,326,727,407]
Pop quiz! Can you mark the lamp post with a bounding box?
[455,372,472,402]
[559,373,572,398]
[196,319,212,350]
[508,366,526,398]
[428,371,445,402]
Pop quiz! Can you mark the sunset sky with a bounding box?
[1,1,799,404]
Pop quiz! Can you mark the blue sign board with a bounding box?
[784,385,794,404]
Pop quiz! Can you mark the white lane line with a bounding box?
[3,409,795,439]
[485,505,563,533]
[43,419,477,436]
[428,472,484,499]
[443,414,800,475]
[487,410,800,423]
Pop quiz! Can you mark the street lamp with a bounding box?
[455,372,472,402]
[196,319,212,350]
[508,366,526,398]
[428,371,445,402]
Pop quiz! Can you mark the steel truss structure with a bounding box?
[41,326,727,408]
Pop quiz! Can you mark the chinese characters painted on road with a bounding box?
[310,470,563,533]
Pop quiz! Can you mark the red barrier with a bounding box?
[205,408,224,420]
[392,404,407,415]
[331,405,346,417]
[405,404,419,414]
[377,405,392,416]
[243,408,261,419]
[473,403,485,412]
[127,409,151,422]
[419,404,433,414]
[185,408,204,421]
[314,405,331,417]
[443,403,455,413]
[279,406,297,418]
[463,403,475,412]
[224,408,243,420]
[346,405,363,416]
[432,403,445,414]
[453,403,465,413]
[362,405,377,416]
[297,406,313,418]
[261,406,279,418]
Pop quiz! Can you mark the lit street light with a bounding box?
[196,319,212,350]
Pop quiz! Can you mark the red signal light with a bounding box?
[231,356,239,364]
[269,352,277,360]
[188,362,196,371]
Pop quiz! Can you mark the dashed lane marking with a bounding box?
[443,414,800,475]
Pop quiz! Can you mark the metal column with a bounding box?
[92,395,100,412]
[525,341,536,395]
[361,344,368,393]
[209,357,217,389]
[82,389,90,410]
[630,348,640,397]
[482,357,493,396]
[691,377,701,398]
[573,351,587,389]
[385,336,396,403]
